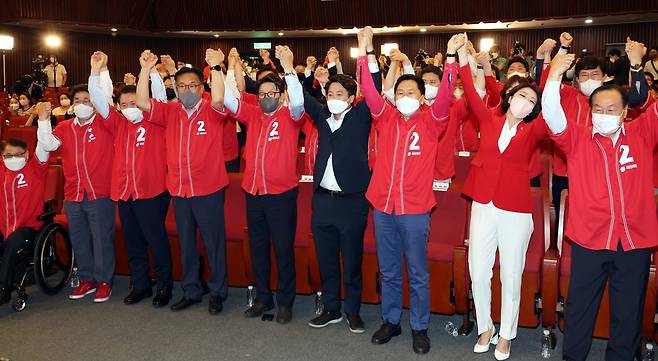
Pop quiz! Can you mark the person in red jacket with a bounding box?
[37,77,116,303]
[0,103,51,304]
[136,48,229,315]
[543,49,658,361]
[359,27,459,355]
[87,51,173,308]
[457,34,545,360]
[223,45,304,324]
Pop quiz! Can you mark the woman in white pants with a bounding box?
[455,35,546,360]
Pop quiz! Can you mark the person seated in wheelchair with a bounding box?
[0,102,52,305]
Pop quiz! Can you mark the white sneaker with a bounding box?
[494,342,511,360]
[473,326,498,353]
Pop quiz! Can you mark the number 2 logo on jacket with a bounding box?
[87,128,96,143]
[268,121,280,141]
[619,144,637,173]
[136,127,146,147]
[407,131,421,156]
[196,120,207,136]
[16,173,27,189]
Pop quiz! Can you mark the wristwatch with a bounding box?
[630,64,642,71]
[366,50,376,56]
[210,65,222,72]
[560,45,571,50]
[445,53,457,58]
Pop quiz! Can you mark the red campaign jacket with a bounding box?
[232,101,302,195]
[0,157,47,236]
[105,107,167,201]
[550,102,658,251]
[459,64,547,213]
[52,115,114,201]
[300,114,318,175]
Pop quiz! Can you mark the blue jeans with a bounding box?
[373,209,430,331]
[64,194,116,285]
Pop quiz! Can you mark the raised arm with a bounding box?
[205,48,226,111]
[625,37,650,108]
[34,102,53,161]
[36,101,61,152]
[88,51,111,118]
[431,35,463,120]
[327,47,344,75]
[228,48,246,93]
[457,33,490,122]
[542,54,576,135]
[275,45,304,121]
[357,26,385,115]
[136,50,159,112]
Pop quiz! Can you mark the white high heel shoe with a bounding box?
[473,327,498,353]
[494,341,511,360]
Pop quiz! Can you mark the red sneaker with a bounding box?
[69,280,97,300]
[94,282,112,303]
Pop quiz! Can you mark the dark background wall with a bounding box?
[0,21,656,88]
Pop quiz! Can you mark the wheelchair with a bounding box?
[7,199,74,312]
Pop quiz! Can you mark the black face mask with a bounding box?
[166,88,176,101]
[259,97,279,113]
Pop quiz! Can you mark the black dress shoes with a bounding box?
[244,301,274,318]
[152,288,172,308]
[170,296,201,311]
[412,329,431,354]
[123,288,153,305]
[276,306,292,324]
[208,295,223,315]
[371,322,402,345]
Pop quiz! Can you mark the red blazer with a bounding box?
[459,64,547,213]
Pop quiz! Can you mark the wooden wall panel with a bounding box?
[0,22,656,89]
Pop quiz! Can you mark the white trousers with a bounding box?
[468,201,534,340]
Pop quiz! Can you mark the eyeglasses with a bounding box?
[175,83,202,91]
[258,91,281,99]
[2,151,26,160]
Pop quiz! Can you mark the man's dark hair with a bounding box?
[256,73,286,93]
[505,56,529,73]
[70,84,89,99]
[501,84,542,122]
[256,67,275,80]
[394,74,425,95]
[1,138,27,152]
[589,83,629,108]
[324,74,357,97]
[608,48,622,57]
[118,85,137,101]
[420,65,443,80]
[575,55,604,77]
[173,66,204,83]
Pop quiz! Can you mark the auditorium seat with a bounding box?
[361,209,381,303]
[3,126,36,152]
[7,115,28,127]
[224,173,249,286]
[545,190,656,340]
[452,152,474,186]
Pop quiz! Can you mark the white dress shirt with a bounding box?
[319,108,351,191]
[498,119,520,153]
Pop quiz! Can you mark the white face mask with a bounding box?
[424,84,438,100]
[509,96,535,119]
[395,96,421,117]
[9,103,18,111]
[4,157,26,172]
[592,113,622,135]
[121,107,144,123]
[19,99,29,107]
[74,104,95,120]
[60,99,70,107]
[326,99,350,115]
[508,71,527,79]
[579,79,602,97]
[453,88,464,100]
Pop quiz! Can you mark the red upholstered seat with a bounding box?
[3,126,37,153]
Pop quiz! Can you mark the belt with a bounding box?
[319,187,347,197]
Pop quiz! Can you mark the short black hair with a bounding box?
[325,74,357,97]
[1,138,27,152]
[70,84,89,99]
[118,85,137,102]
[589,83,629,108]
[256,67,275,80]
[575,55,604,77]
[505,56,529,73]
[174,66,204,83]
[608,48,622,57]
[420,65,443,80]
[394,74,425,95]
[256,73,285,93]
[501,84,542,122]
